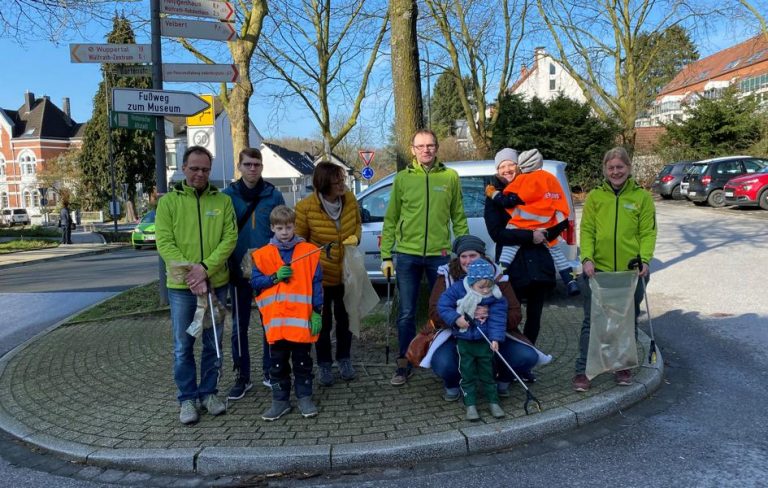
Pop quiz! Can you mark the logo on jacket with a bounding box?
[206,209,222,217]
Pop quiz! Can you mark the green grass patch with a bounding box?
[0,226,61,238]
[0,239,59,254]
[71,280,165,322]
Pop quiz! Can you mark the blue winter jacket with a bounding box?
[437,280,507,342]
[223,179,285,283]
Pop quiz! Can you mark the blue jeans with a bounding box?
[430,335,539,389]
[169,285,228,403]
[230,283,271,381]
[394,253,449,358]
[575,273,646,374]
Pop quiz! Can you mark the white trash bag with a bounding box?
[585,271,639,380]
[342,245,380,337]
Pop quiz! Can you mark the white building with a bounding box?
[509,47,587,103]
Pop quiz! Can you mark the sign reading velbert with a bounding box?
[160,17,237,41]
[112,88,210,117]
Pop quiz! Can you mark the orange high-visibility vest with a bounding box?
[503,170,570,246]
[251,242,320,344]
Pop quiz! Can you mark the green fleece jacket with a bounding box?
[156,181,238,289]
[381,159,469,260]
[580,177,657,272]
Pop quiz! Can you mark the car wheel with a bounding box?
[707,189,726,208]
[671,185,683,200]
[759,188,768,211]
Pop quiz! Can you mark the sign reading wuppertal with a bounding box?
[70,44,151,63]
[112,88,210,117]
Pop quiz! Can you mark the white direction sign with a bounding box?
[163,63,240,83]
[160,0,235,22]
[70,43,151,63]
[112,88,210,116]
[161,17,237,41]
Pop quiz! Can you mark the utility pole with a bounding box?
[151,0,168,305]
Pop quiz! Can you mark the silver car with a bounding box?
[357,159,580,283]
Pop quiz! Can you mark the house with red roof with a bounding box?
[509,47,587,104]
[0,92,85,216]
[644,33,768,126]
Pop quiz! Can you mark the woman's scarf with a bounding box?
[320,193,343,225]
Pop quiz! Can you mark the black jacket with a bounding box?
[483,175,565,289]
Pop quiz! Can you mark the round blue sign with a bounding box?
[361,166,375,180]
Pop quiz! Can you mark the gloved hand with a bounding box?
[381,260,394,279]
[273,265,293,283]
[485,184,499,199]
[342,235,359,246]
[310,312,322,335]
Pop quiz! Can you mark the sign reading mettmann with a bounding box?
[112,88,210,117]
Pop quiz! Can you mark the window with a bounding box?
[715,161,741,175]
[0,158,5,176]
[549,79,556,90]
[549,63,556,75]
[460,176,492,218]
[166,152,177,169]
[18,151,36,176]
[0,191,8,208]
[359,186,390,223]
[743,159,767,173]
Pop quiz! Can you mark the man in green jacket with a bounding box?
[381,129,469,386]
[156,146,238,424]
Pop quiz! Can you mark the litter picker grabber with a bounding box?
[232,288,242,368]
[385,268,392,364]
[465,314,542,415]
[207,286,222,367]
[288,241,335,265]
[628,257,657,364]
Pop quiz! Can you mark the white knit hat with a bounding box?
[494,148,519,171]
[517,149,543,174]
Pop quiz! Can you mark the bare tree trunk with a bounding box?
[390,0,424,170]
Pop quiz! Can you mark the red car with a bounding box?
[724,166,768,209]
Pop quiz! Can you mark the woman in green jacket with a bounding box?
[295,162,362,386]
[572,147,657,392]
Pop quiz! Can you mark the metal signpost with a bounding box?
[112,88,210,117]
[70,43,151,63]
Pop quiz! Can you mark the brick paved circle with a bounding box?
[0,304,648,450]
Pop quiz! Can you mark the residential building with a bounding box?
[642,33,768,126]
[0,92,85,218]
[260,142,317,206]
[509,47,587,104]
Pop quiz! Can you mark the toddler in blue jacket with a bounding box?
[437,259,507,421]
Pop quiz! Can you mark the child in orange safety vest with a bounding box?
[250,205,324,421]
[485,149,580,296]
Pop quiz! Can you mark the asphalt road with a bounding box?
[0,201,767,487]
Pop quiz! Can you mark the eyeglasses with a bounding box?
[186,167,211,173]
[412,144,437,151]
[241,162,263,169]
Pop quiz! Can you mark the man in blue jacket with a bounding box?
[223,147,285,400]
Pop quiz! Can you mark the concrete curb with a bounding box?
[0,244,125,271]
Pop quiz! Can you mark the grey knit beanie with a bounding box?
[517,149,543,173]
[452,235,486,256]
[494,148,519,171]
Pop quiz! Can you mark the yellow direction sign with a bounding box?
[186,94,215,126]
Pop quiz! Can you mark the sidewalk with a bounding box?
[0,245,664,477]
[0,230,125,270]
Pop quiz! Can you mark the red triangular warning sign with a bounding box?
[359,150,375,166]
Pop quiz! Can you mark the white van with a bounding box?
[1,208,31,226]
[357,159,579,283]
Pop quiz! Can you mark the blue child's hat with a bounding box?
[466,260,495,286]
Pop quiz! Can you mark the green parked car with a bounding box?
[131,211,156,249]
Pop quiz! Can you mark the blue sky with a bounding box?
[0,5,761,147]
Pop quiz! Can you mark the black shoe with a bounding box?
[227,376,253,400]
[567,280,581,296]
